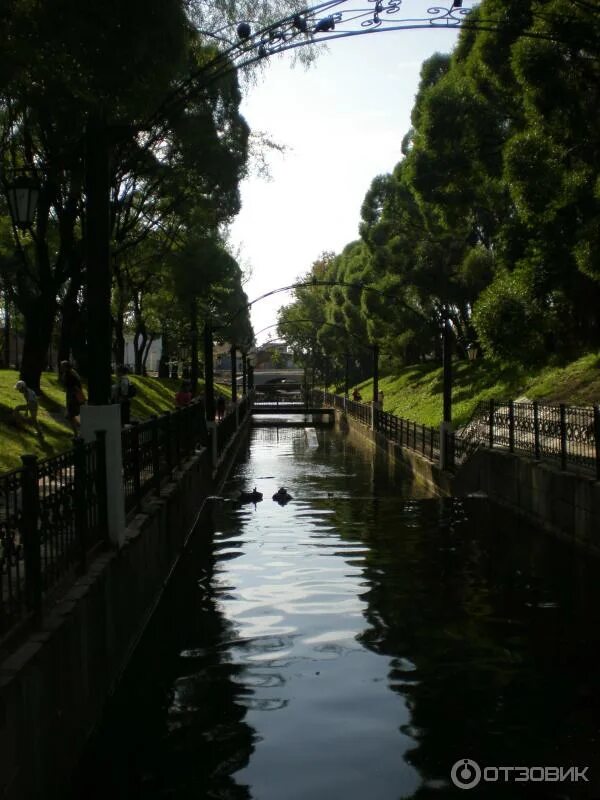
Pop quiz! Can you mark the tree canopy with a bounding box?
[279,0,600,375]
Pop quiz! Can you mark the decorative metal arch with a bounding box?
[218,278,429,334]
[148,0,476,128]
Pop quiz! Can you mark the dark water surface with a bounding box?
[72,425,600,799]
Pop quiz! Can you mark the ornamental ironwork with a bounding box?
[232,0,472,64]
[154,1,475,125]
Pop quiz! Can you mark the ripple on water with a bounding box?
[74,426,600,800]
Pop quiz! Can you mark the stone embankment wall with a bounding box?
[0,418,250,800]
[340,412,600,551]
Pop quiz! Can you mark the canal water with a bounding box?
[72,423,600,799]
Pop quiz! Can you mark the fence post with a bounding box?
[174,409,182,467]
[94,429,109,541]
[413,420,417,450]
[447,428,455,470]
[422,423,426,455]
[508,400,515,453]
[594,405,600,482]
[559,404,567,471]
[131,422,142,509]
[151,415,161,494]
[73,437,88,572]
[20,454,42,626]
[163,413,173,474]
[489,400,495,449]
[533,401,541,460]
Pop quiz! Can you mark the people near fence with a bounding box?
[216,394,226,421]
[60,360,85,433]
[13,380,43,437]
[352,387,362,402]
[175,381,192,408]
[111,365,135,426]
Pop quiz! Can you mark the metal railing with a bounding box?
[322,391,442,463]
[322,390,600,477]
[0,436,107,642]
[0,393,252,645]
[122,399,209,514]
[459,400,600,477]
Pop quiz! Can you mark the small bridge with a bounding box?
[251,400,335,421]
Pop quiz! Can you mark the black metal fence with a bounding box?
[0,435,107,642]
[461,400,600,477]
[322,391,442,463]
[0,393,251,645]
[122,399,209,514]
[322,390,600,477]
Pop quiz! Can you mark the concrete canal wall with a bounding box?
[0,417,251,800]
[340,411,600,553]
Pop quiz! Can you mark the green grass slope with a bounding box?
[0,370,231,473]
[352,351,600,428]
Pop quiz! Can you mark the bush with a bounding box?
[472,269,547,362]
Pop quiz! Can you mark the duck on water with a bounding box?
[238,487,263,503]
[272,487,293,504]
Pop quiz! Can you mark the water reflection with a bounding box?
[71,528,256,799]
[72,426,600,800]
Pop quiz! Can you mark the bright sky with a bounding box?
[229,21,461,346]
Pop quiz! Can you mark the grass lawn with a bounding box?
[350,350,600,428]
[3,351,600,473]
[0,370,231,474]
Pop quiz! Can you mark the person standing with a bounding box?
[14,380,43,437]
[111,365,133,425]
[59,360,85,433]
[175,381,192,408]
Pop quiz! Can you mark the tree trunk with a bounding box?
[158,324,170,378]
[19,296,57,393]
[57,277,81,368]
[2,292,10,369]
[112,274,127,367]
[133,326,147,375]
[190,298,199,393]
[141,334,154,375]
[113,311,125,367]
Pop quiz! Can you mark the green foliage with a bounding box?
[351,350,600,429]
[281,0,600,374]
[0,367,231,472]
[471,270,546,362]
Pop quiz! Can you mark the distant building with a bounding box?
[214,343,245,372]
[123,336,162,373]
[254,342,297,369]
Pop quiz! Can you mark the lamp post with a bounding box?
[439,305,454,471]
[4,174,40,230]
[247,355,255,393]
[84,118,113,406]
[230,344,237,404]
[442,306,452,425]
[203,320,215,422]
[344,351,350,402]
[371,343,379,429]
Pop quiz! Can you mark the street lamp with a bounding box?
[4,173,40,230]
[247,352,255,393]
[442,308,452,425]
